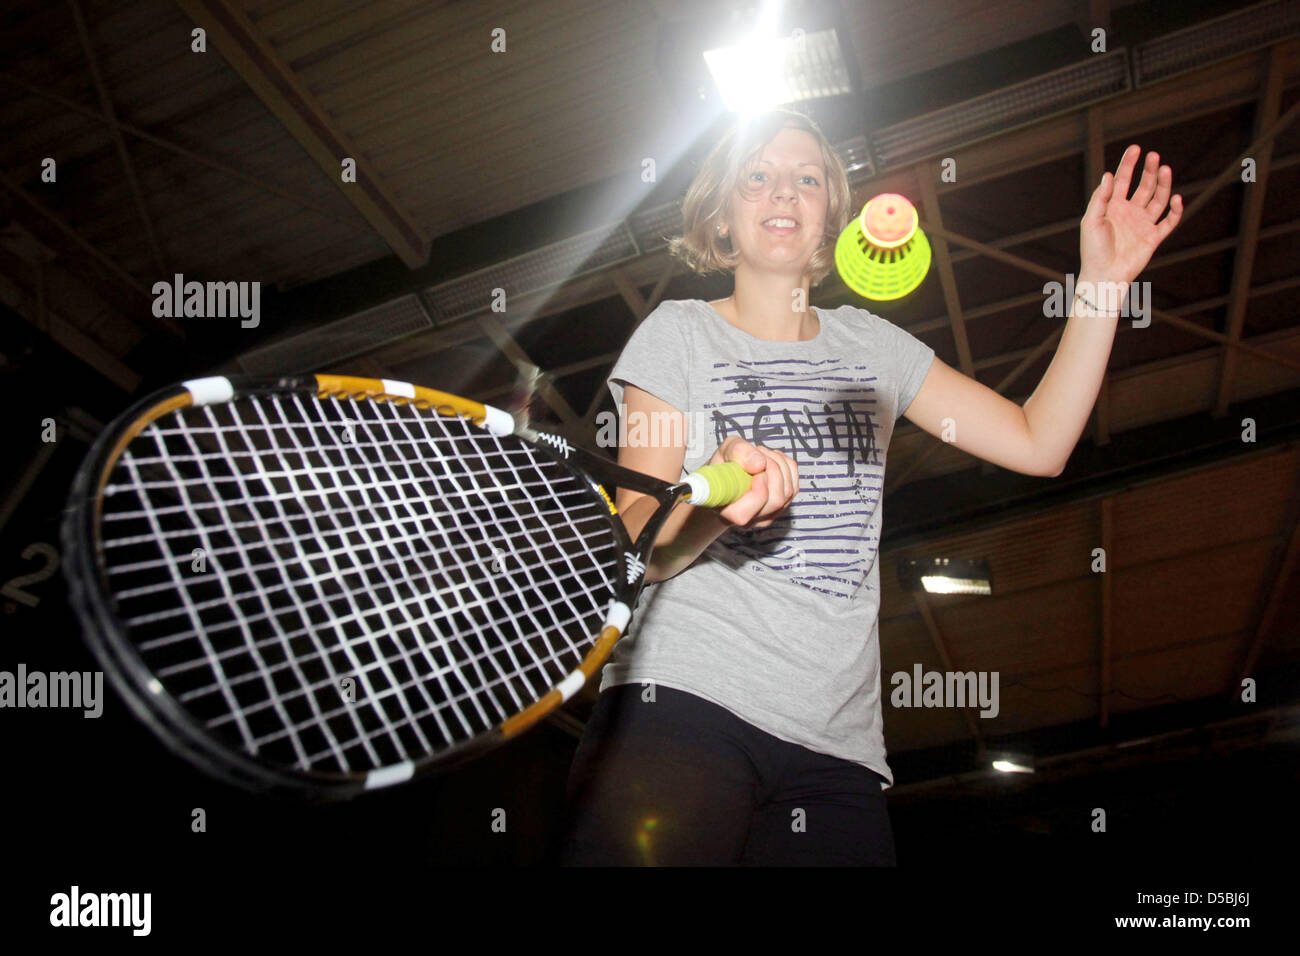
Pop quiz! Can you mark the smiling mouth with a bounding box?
[762,217,799,232]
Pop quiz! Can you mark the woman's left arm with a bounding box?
[902,144,1183,477]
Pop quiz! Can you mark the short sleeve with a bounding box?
[606,302,691,414]
[868,312,935,420]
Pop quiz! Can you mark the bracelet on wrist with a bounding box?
[1074,290,1118,316]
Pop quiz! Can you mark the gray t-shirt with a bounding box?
[603,298,935,786]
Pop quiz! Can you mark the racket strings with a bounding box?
[124,523,604,652]
[101,447,589,521]
[98,391,620,777]
[108,498,593,606]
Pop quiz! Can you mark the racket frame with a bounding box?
[63,374,693,799]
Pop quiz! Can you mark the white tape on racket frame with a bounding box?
[365,761,415,789]
[183,376,235,406]
[604,601,631,634]
[381,379,416,399]
[480,402,515,436]
[556,670,587,702]
[554,602,632,703]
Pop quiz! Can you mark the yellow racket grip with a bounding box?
[683,462,752,507]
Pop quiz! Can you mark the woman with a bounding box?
[560,108,1181,865]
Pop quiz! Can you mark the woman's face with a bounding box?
[722,126,829,279]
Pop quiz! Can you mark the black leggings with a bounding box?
[559,683,897,866]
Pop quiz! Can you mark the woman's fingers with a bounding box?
[1111,144,1140,202]
[757,446,797,504]
[719,471,768,526]
[1147,164,1173,219]
[715,435,769,474]
[1132,150,1160,208]
[709,440,800,527]
[748,448,798,527]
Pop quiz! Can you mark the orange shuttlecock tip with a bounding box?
[860,193,918,248]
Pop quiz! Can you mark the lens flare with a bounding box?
[635,816,660,865]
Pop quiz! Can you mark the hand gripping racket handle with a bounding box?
[683,461,752,507]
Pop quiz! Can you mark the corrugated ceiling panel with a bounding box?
[1114,449,1297,569]
[988,667,1102,735]
[1116,540,1275,654]
[1108,636,1246,715]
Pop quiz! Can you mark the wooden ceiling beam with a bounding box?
[931,41,1299,196]
[913,593,986,754]
[885,249,1300,494]
[1098,495,1114,728]
[610,266,648,321]
[947,152,1300,265]
[0,271,141,392]
[582,365,616,425]
[645,256,676,314]
[917,168,999,476]
[916,170,974,378]
[921,219,1300,337]
[69,0,169,278]
[0,70,361,230]
[0,168,181,339]
[365,250,681,371]
[0,169,151,300]
[1213,48,1286,419]
[920,222,1300,375]
[472,350,620,403]
[473,312,579,426]
[0,440,59,539]
[583,258,679,424]
[175,0,429,267]
[1228,467,1300,699]
[1182,100,1300,226]
[888,704,1300,796]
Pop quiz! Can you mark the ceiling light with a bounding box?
[991,754,1036,774]
[703,27,852,113]
[898,557,992,595]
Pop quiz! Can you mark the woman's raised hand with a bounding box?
[1079,144,1183,285]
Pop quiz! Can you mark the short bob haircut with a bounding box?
[668,108,852,286]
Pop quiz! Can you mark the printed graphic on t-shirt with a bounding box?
[705,357,884,599]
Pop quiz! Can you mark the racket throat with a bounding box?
[623,486,691,594]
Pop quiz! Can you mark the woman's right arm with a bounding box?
[614,384,799,583]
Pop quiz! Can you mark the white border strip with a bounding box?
[604,600,631,634]
[382,379,416,398]
[365,761,415,789]
[183,376,234,406]
[481,403,515,436]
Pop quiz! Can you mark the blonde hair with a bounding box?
[668,109,852,286]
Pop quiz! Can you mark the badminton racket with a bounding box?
[62,374,750,799]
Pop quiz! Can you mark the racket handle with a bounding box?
[683,462,752,507]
